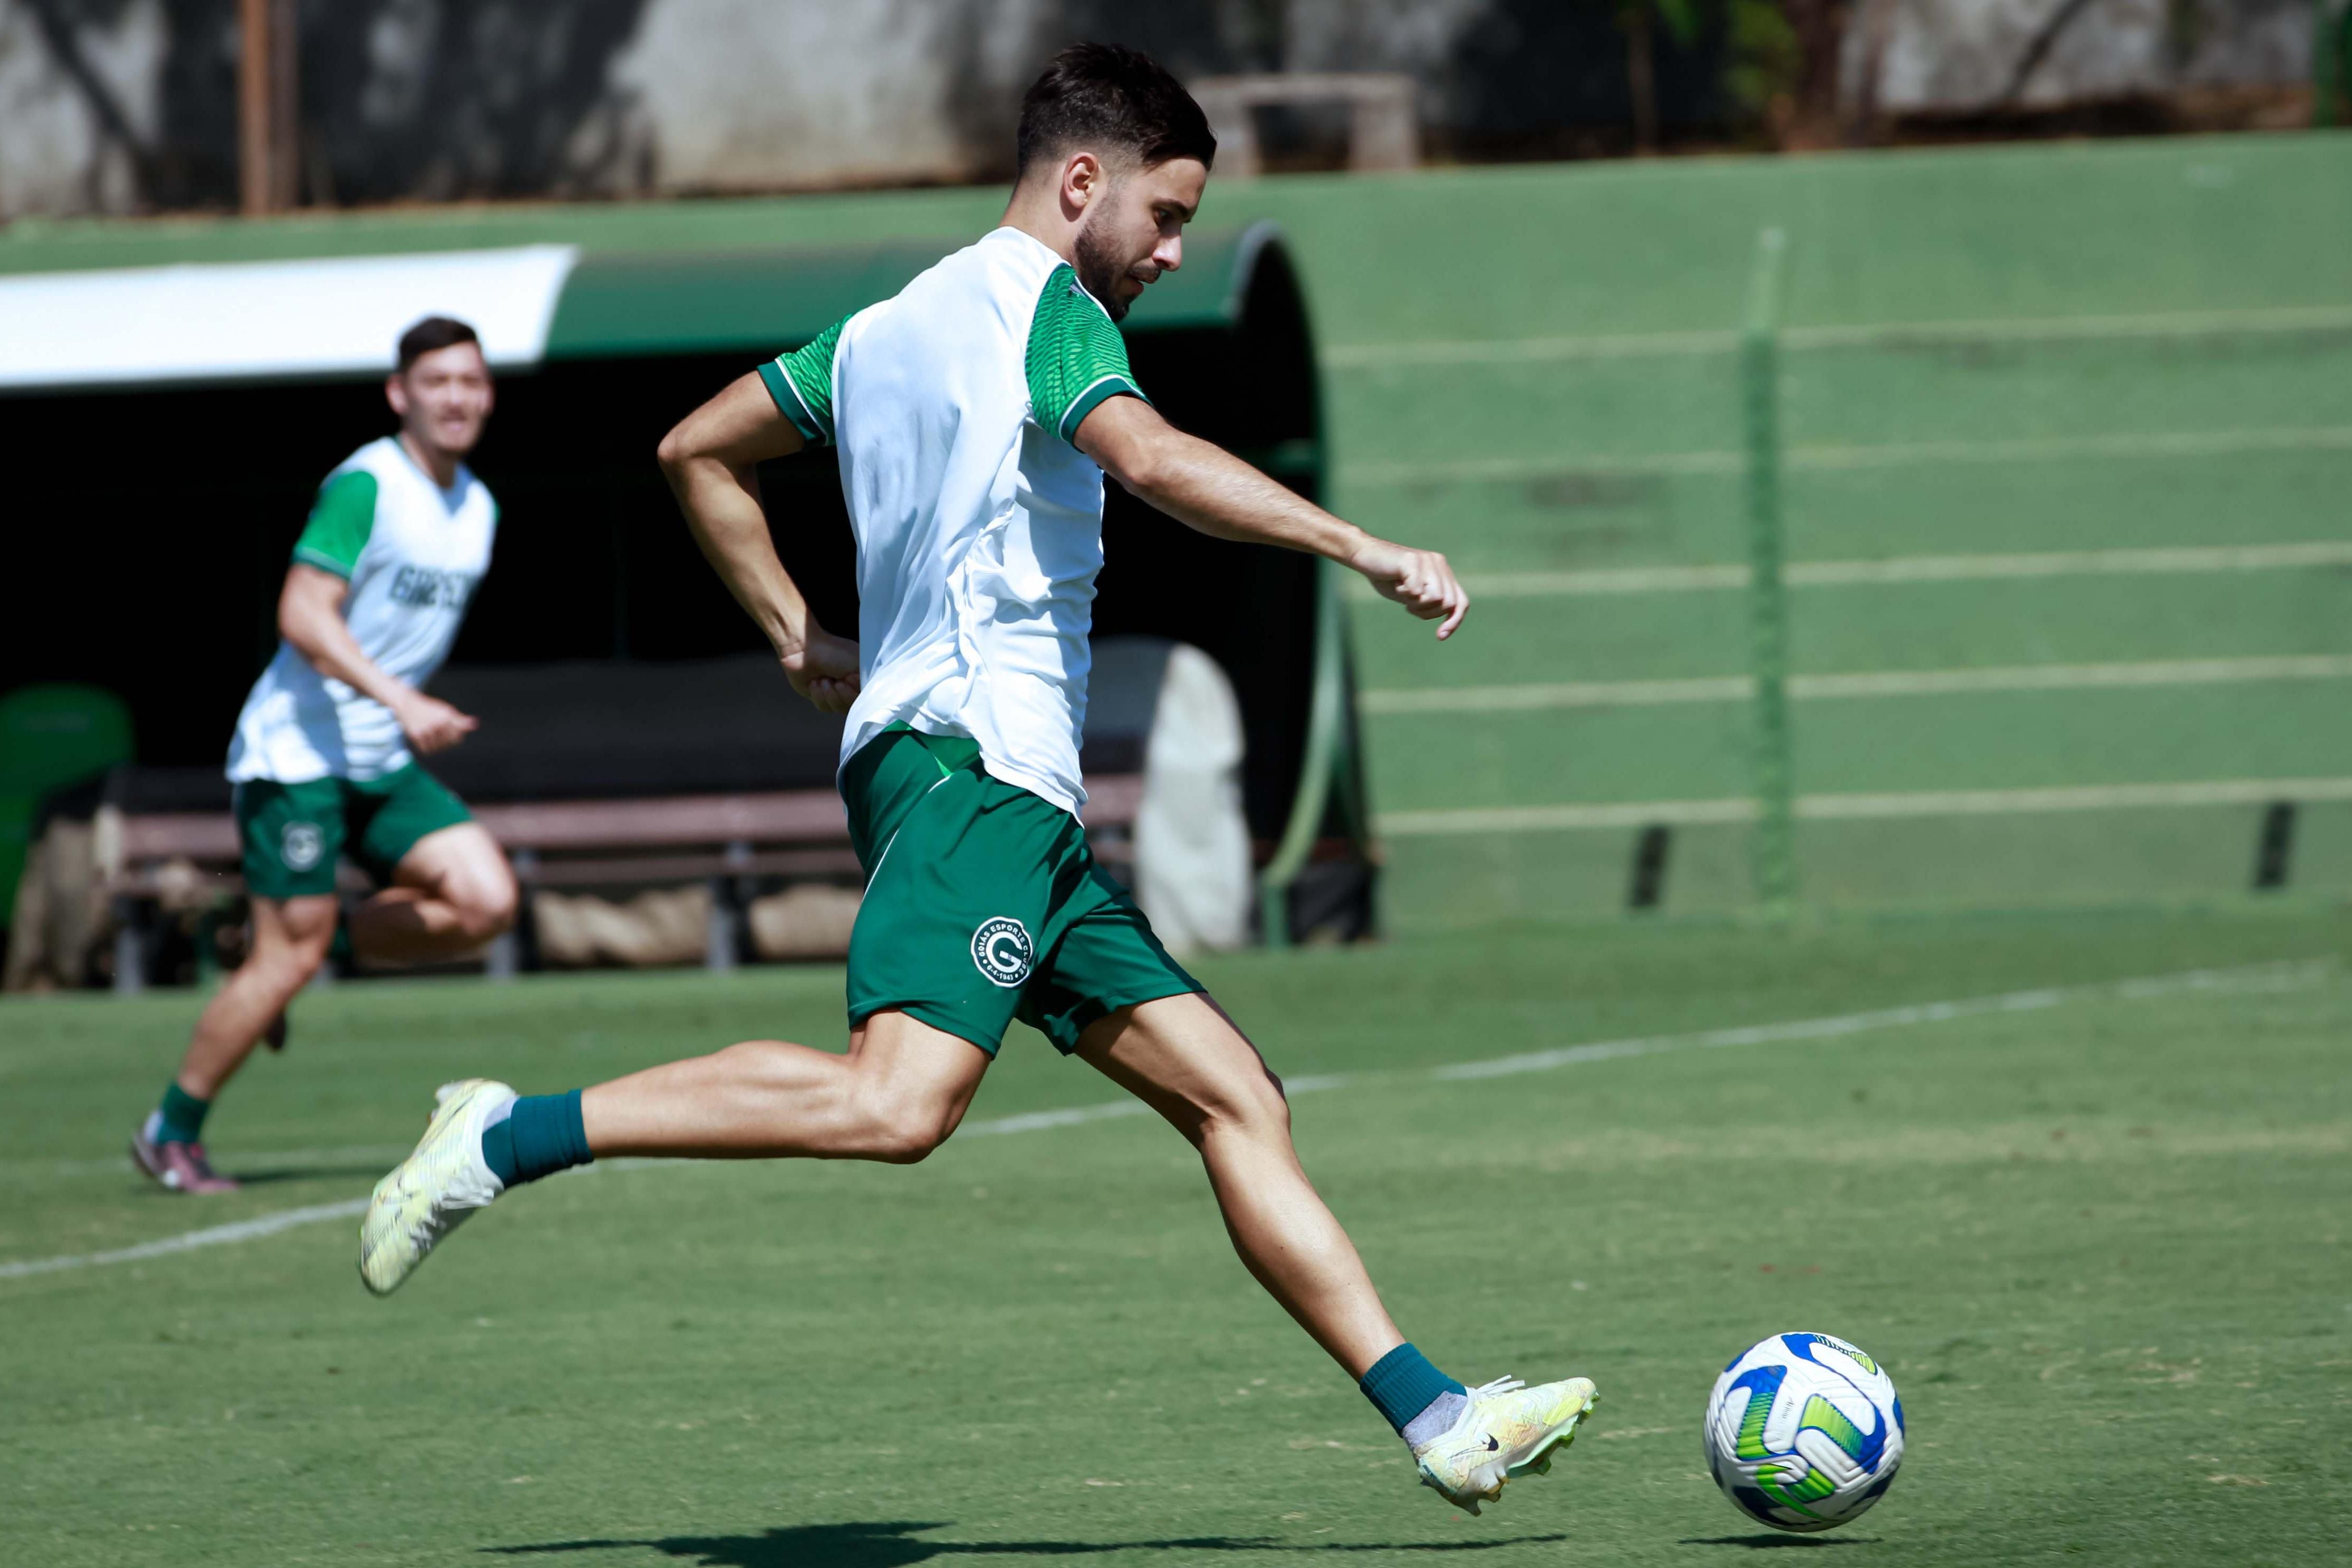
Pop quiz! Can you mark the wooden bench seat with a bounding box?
[101,775,1146,991]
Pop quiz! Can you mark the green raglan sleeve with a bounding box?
[759,315,850,446]
[1026,265,1148,446]
[290,470,378,579]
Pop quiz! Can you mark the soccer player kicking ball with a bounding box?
[132,318,518,1194]
[360,46,1593,1515]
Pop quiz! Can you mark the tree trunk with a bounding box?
[1850,0,1896,144]
[239,0,299,214]
[1623,4,1659,153]
[1777,0,1851,150]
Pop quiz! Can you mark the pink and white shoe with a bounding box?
[130,1118,240,1194]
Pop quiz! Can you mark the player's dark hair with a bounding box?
[396,315,481,374]
[1016,43,1216,178]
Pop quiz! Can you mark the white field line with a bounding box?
[1354,542,2352,601]
[1,961,2332,1284]
[1339,425,2352,486]
[0,1199,370,1281]
[1321,303,2352,369]
[17,1143,417,1180]
[1376,776,2352,836]
[1429,959,2330,1081]
[1361,655,2352,714]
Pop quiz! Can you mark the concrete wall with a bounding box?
[1851,0,2317,116]
[0,0,167,216]
[0,0,2326,220]
[0,0,1510,216]
[609,1,1012,191]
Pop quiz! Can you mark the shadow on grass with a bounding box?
[1677,1536,1878,1549]
[225,1166,389,1186]
[486,1520,1573,1567]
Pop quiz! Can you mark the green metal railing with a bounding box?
[2318,0,2352,127]
[1741,226,1797,916]
[1257,557,1362,946]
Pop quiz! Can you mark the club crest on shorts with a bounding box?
[971,916,1035,987]
[282,821,325,871]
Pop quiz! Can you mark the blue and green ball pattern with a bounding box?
[1704,1331,1904,1533]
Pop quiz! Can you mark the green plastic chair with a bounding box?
[0,684,136,927]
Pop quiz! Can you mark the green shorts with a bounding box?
[233,764,473,901]
[842,726,1201,1057]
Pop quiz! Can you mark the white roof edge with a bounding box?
[0,244,581,392]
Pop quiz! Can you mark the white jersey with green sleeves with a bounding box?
[226,436,497,784]
[758,226,1148,817]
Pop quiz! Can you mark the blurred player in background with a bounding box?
[362,48,1591,1516]
[131,316,517,1194]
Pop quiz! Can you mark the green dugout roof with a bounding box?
[546,223,1282,359]
[0,196,1293,392]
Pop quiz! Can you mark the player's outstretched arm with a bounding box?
[657,371,860,712]
[279,565,476,752]
[1077,394,1468,640]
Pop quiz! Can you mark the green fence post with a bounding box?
[1259,558,1350,947]
[1742,226,1797,916]
[2322,0,2352,127]
[2320,1,2339,126]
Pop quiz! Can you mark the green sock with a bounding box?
[481,1090,591,1188]
[1360,1342,1467,1439]
[156,1084,211,1146]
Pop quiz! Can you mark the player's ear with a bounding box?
[1062,150,1102,215]
[385,372,410,419]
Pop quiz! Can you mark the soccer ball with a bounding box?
[1703,1331,1904,1533]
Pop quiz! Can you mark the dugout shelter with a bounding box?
[0,212,1372,961]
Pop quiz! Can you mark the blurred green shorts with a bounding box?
[233,764,472,901]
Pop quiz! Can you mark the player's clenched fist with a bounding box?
[394,692,479,754]
[782,628,862,714]
[1350,537,1469,640]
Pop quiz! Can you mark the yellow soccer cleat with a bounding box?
[1413,1374,1599,1515]
[358,1078,515,1297]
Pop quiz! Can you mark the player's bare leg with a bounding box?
[345,822,517,965]
[132,893,336,1192]
[359,1012,989,1292]
[1078,992,1596,1514]
[175,894,336,1098]
[1076,992,1405,1376]
[582,1011,991,1161]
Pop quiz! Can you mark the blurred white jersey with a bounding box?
[227,437,497,784]
[759,226,1148,817]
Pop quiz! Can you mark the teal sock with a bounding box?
[156,1084,211,1146]
[1360,1342,1467,1438]
[482,1090,591,1188]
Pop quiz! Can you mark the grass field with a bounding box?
[5,903,2349,1566]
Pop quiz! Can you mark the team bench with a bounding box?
[100,774,1145,994]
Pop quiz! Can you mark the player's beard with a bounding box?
[1073,208,1136,323]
